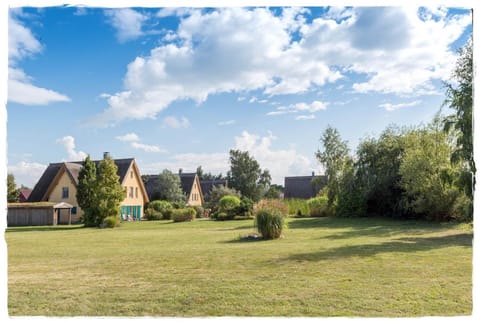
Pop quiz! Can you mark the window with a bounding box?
[130,171,133,179]
[129,187,134,198]
[72,207,77,214]
[62,187,69,199]
[135,187,138,198]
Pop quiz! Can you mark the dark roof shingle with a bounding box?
[284,175,326,199]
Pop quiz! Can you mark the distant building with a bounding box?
[284,173,327,199]
[199,178,228,198]
[28,154,149,222]
[18,188,32,202]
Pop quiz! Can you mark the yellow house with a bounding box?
[28,157,149,223]
[179,172,204,206]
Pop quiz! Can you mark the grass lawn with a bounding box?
[6,217,472,317]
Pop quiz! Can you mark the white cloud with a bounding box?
[379,100,422,111]
[115,132,165,152]
[268,100,328,117]
[93,7,470,125]
[218,120,236,126]
[162,116,190,129]
[56,136,88,161]
[115,133,140,142]
[8,11,71,105]
[105,8,148,42]
[295,115,316,121]
[233,131,317,184]
[7,161,47,189]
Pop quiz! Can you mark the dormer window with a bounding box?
[62,187,69,199]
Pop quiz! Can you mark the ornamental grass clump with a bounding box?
[254,210,286,239]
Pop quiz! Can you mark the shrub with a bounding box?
[219,195,241,211]
[193,206,205,218]
[144,208,163,220]
[171,201,187,209]
[307,196,330,217]
[172,208,196,222]
[255,210,286,239]
[235,197,254,217]
[254,199,288,217]
[149,200,173,213]
[215,212,229,221]
[102,216,119,228]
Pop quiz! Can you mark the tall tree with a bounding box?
[316,126,350,208]
[95,156,125,226]
[7,173,19,203]
[154,169,186,202]
[76,156,98,227]
[227,150,271,202]
[443,37,474,196]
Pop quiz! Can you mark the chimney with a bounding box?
[103,152,110,159]
[179,168,183,175]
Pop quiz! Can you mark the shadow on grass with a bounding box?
[5,225,85,233]
[282,233,472,262]
[288,217,454,240]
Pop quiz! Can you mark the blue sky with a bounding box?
[5,2,473,187]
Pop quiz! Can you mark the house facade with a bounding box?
[28,156,149,223]
[179,171,204,206]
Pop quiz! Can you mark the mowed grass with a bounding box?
[6,217,472,317]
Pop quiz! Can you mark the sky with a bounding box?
[4,1,474,188]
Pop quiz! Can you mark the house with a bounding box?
[284,173,327,199]
[143,169,204,206]
[178,170,204,207]
[28,154,149,223]
[18,188,32,202]
[199,178,228,197]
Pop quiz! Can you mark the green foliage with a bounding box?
[219,195,241,211]
[144,208,163,221]
[254,210,286,239]
[172,208,196,222]
[149,200,173,213]
[399,125,469,221]
[264,185,282,199]
[205,185,241,212]
[227,149,271,202]
[153,169,186,203]
[95,157,125,226]
[193,206,205,218]
[76,156,98,227]
[284,199,309,217]
[307,196,330,217]
[236,197,254,217]
[316,126,350,208]
[102,216,119,228]
[7,173,19,203]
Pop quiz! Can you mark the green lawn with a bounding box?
[6,217,472,317]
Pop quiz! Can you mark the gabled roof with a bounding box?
[199,179,228,196]
[18,188,32,202]
[284,175,327,199]
[142,174,159,200]
[179,172,197,196]
[28,158,138,202]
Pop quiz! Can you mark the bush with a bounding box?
[149,200,173,213]
[219,195,241,211]
[144,208,163,220]
[255,210,286,239]
[193,206,205,218]
[102,216,119,228]
[171,201,187,209]
[172,208,196,222]
[307,196,330,217]
[235,197,254,217]
[254,199,288,217]
[215,212,229,221]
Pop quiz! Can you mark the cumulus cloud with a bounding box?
[162,116,190,129]
[379,100,422,111]
[93,7,470,125]
[56,136,88,161]
[105,8,148,42]
[295,115,316,121]
[232,131,316,184]
[116,132,165,152]
[8,10,71,105]
[7,161,47,189]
